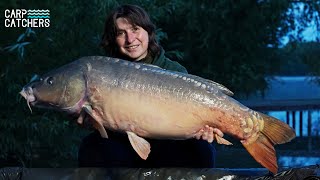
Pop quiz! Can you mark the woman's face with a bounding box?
[115,17,149,61]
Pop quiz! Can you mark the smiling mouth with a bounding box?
[126,45,139,50]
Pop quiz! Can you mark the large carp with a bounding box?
[20,56,295,173]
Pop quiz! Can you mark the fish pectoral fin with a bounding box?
[126,131,151,160]
[83,105,108,138]
[215,134,233,145]
[91,120,108,138]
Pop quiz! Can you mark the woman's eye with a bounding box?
[47,77,53,85]
[117,31,125,36]
[132,27,139,32]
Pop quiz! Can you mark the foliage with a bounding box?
[280,42,320,77]
[274,42,316,76]
[286,1,320,42]
[0,0,319,167]
[299,42,320,76]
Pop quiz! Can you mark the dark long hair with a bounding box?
[100,4,161,59]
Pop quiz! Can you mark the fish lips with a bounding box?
[20,86,41,112]
[20,87,36,104]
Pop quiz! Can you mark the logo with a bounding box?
[4,9,50,28]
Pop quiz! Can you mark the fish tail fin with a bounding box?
[259,112,296,145]
[242,112,296,174]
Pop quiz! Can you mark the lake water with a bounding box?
[279,156,320,167]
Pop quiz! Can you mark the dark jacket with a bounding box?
[150,48,188,74]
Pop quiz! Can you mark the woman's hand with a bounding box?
[194,125,224,143]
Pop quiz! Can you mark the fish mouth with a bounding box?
[20,87,36,113]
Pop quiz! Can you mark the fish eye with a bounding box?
[47,77,54,85]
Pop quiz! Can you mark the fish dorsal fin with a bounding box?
[127,131,151,160]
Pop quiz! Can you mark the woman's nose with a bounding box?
[126,32,135,43]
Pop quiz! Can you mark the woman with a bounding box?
[78,4,216,168]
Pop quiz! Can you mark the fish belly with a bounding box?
[93,88,211,140]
